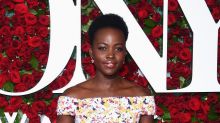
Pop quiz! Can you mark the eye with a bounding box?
[98,46,107,51]
[116,47,124,52]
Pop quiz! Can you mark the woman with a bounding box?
[56,14,155,123]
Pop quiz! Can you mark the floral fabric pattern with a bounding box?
[57,96,155,123]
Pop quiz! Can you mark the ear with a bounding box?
[89,48,93,58]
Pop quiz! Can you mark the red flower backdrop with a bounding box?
[0,0,220,122]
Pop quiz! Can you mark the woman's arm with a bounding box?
[139,115,154,123]
[57,114,75,123]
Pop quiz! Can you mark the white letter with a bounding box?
[5,112,17,123]
[0,0,85,96]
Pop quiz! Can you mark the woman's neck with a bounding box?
[92,72,122,90]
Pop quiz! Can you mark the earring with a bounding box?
[91,57,94,63]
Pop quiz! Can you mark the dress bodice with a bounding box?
[57,95,156,123]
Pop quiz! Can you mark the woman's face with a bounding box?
[90,27,127,77]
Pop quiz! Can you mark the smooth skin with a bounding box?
[57,28,154,123]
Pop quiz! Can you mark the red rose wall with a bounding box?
[0,0,220,122]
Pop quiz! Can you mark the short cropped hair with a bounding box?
[88,14,129,46]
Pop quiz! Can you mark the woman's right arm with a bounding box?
[57,115,75,123]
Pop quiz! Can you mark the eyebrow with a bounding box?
[97,43,124,46]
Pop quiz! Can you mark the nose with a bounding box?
[106,49,115,59]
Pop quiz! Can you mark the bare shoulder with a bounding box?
[61,81,90,98]
[131,84,152,96]
[123,81,151,96]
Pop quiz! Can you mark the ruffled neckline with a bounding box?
[59,95,154,100]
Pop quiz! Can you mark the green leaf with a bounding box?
[37,9,45,16]
[19,69,32,75]
[191,116,198,122]
[143,27,152,34]
[144,19,157,28]
[208,107,218,120]
[2,81,14,92]
[162,112,171,120]
[82,20,92,32]
[29,9,38,15]
[179,76,185,88]
[29,55,39,70]
[159,104,171,121]
[14,110,24,123]
[127,0,141,4]
[0,108,7,123]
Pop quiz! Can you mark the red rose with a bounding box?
[178,48,191,62]
[6,48,17,59]
[0,96,8,108]
[168,13,177,26]
[0,57,10,71]
[188,98,201,111]
[21,74,35,88]
[25,26,36,35]
[82,56,93,64]
[82,41,91,53]
[135,76,148,87]
[151,25,163,38]
[82,15,89,25]
[207,93,218,104]
[201,102,210,114]
[196,112,208,121]
[167,77,180,89]
[152,0,163,7]
[152,13,161,22]
[4,105,18,113]
[206,0,216,6]
[32,70,43,81]
[14,26,25,36]
[118,64,129,77]
[9,56,22,66]
[82,0,88,6]
[14,83,28,92]
[9,70,21,83]
[156,106,164,116]
[0,73,7,88]
[9,96,23,105]
[83,64,96,77]
[25,13,37,25]
[0,25,11,36]
[39,15,50,26]
[20,103,29,114]
[212,7,220,20]
[168,0,179,11]
[127,61,138,73]
[34,89,53,100]
[37,26,49,37]
[178,112,191,123]
[13,0,24,2]
[14,3,28,14]
[89,9,100,19]
[168,46,179,59]
[28,36,42,47]
[27,0,39,8]
[214,102,220,113]
[32,101,47,113]
[138,9,149,20]
[38,53,48,65]
[183,36,192,47]
[63,70,73,81]
[49,76,69,90]
[66,58,76,71]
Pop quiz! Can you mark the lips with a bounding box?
[103,61,116,68]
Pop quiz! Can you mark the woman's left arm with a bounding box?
[139,115,154,123]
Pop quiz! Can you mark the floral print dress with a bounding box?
[57,96,156,123]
